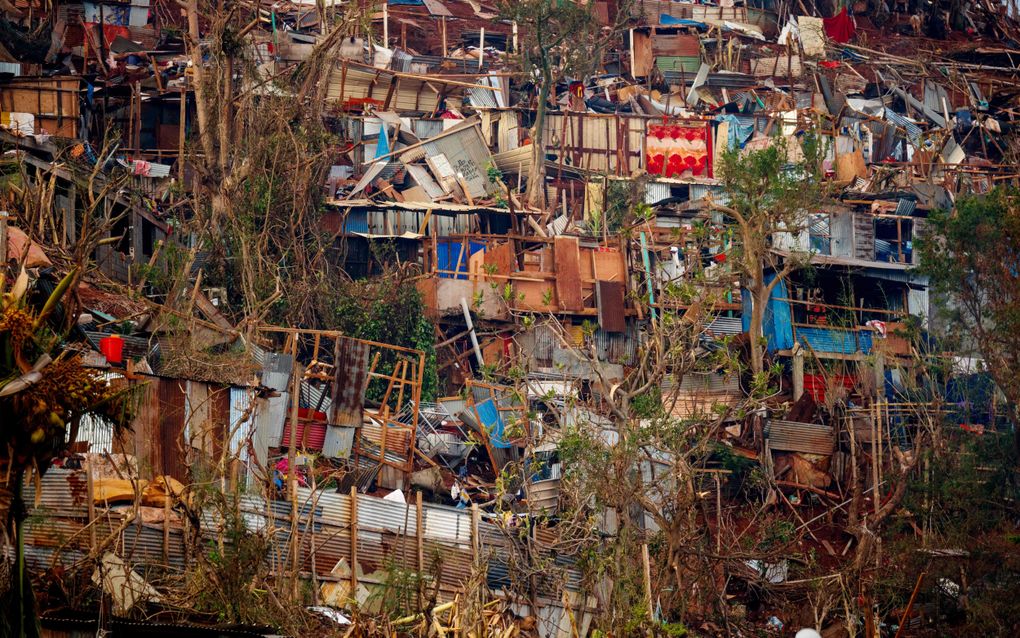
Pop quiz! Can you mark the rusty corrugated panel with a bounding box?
[157,378,188,481]
[331,338,370,427]
[22,468,91,515]
[765,419,835,455]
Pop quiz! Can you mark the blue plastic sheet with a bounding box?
[715,114,755,150]
[475,398,510,448]
[659,14,708,29]
[742,274,794,352]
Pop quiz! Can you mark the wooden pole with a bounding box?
[178,88,186,182]
[0,210,8,263]
[470,502,480,564]
[441,17,447,58]
[349,485,359,598]
[415,491,424,572]
[288,343,301,600]
[86,465,97,548]
[642,543,654,620]
[715,474,722,554]
[893,571,926,638]
[163,487,171,564]
[872,401,880,517]
[792,347,805,401]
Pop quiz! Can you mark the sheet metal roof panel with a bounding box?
[765,419,835,455]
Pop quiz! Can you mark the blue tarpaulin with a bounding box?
[715,114,755,150]
[374,125,390,159]
[659,14,708,29]
[742,274,794,352]
[475,398,510,448]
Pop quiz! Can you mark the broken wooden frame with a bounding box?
[426,233,632,319]
[256,327,425,475]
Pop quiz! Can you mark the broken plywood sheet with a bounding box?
[592,248,626,282]
[632,29,654,78]
[421,0,452,16]
[798,16,826,57]
[596,281,627,333]
[423,124,496,199]
[514,280,556,312]
[554,237,583,312]
[751,55,802,77]
[92,553,162,615]
[835,149,867,181]
[484,241,515,276]
[436,278,506,319]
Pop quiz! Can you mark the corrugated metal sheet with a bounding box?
[655,55,701,73]
[706,316,742,336]
[594,329,637,366]
[406,164,446,200]
[410,119,444,139]
[895,198,916,216]
[645,181,670,204]
[796,326,873,355]
[662,371,740,394]
[765,419,835,455]
[332,337,370,426]
[326,67,445,113]
[422,125,496,199]
[21,468,91,516]
[884,109,922,146]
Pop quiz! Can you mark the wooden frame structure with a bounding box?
[257,327,426,475]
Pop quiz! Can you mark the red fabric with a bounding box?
[823,8,856,43]
[83,22,130,47]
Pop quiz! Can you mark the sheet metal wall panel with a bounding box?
[422,126,496,198]
[543,113,645,175]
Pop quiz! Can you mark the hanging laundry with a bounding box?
[823,8,856,43]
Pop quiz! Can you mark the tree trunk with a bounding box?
[525,66,552,210]
[748,284,766,375]
[185,0,215,163]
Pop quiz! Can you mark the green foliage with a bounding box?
[757,519,796,552]
[631,387,664,419]
[497,0,607,81]
[876,431,1020,634]
[189,487,274,625]
[916,187,1020,432]
[368,557,430,620]
[327,277,438,402]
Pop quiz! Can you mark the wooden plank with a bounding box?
[553,236,583,311]
[632,30,654,78]
[596,280,627,333]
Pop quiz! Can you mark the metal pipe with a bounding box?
[460,297,485,367]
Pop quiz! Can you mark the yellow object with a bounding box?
[92,475,187,506]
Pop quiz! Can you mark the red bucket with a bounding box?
[99,334,124,364]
